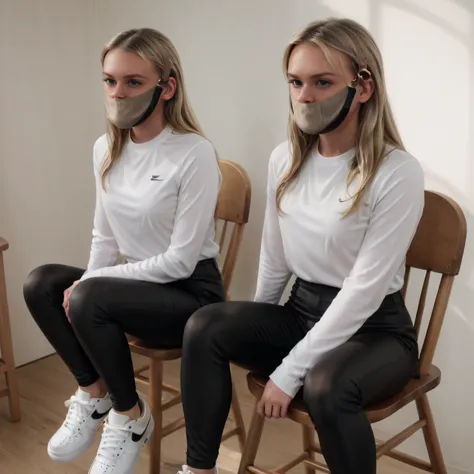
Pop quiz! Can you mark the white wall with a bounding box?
[1,0,472,472]
[0,0,105,364]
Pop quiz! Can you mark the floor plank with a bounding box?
[0,355,421,473]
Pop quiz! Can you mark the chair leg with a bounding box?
[148,359,163,474]
[0,253,20,422]
[5,370,21,422]
[231,386,246,452]
[237,401,265,474]
[416,394,447,474]
[302,425,316,474]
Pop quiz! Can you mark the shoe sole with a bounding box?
[48,435,95,462]
[48,420,106,462]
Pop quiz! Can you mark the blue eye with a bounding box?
[317,79,331,87]
[288,79,303,87]
[102,78,142,87]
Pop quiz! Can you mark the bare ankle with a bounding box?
[188,467,216,474]
[116,402,141,421]
[80,380,107,399]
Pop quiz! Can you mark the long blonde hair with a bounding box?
[277,18,404,216]
[100,28,203,188]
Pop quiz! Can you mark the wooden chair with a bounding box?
[0,237,21,422]
[238,190,467,474]
[128,159,251,474]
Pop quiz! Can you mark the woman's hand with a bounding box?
[63,280,80,322]
[257,379,292,419]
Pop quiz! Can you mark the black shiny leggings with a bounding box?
[23,260,224,411]
[181,279,418,474]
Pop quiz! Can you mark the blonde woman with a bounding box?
[179,18,423,474]
[23,28,224,474]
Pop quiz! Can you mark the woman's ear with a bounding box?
[161,77,177,101]
[359,77,374,104]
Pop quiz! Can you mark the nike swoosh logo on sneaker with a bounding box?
[91,408,111,420]
[131,418,151,443]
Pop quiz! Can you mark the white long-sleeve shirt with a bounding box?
[80,125,220,283]
[255,142,425,397]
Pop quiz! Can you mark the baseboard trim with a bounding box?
[16,351,56,369]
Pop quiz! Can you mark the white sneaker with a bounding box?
[48,388,112,462]
[89,397,154,474]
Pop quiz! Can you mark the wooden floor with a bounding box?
[0,355,421,474]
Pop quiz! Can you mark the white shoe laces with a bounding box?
[63,395,93,435]
[96,421,131,462]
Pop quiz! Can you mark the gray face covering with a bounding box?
[292,85,357,135]
[291,69,373,135]
[292,86,356,135]
[104,84,164,129]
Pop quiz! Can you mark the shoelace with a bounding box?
[96,421,131,462]
[63,395,94,435]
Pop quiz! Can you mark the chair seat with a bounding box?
[128,337,182,360]
[247,364,441,425]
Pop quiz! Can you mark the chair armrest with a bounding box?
[0,237,9,252]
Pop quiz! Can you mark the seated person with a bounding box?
[23,27,224,474]
[178,17,423,474]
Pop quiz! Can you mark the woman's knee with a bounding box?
[68,278,104,330]
[303,366,360,426]
[183,303,226,343]
[183,302,236,353]
[23,264,65,304]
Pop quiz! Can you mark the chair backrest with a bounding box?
[214,159,251,297]
[402,190,466,373]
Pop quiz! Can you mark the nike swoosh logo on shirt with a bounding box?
[131,418,151,443]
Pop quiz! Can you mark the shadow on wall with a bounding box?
[368,1,474,472]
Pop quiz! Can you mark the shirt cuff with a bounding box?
[269,363,303,399]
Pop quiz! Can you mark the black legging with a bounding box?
[23,259,224,412]
[181,278,418,474]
